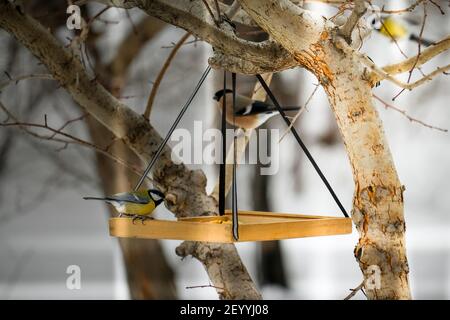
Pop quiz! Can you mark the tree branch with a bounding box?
[143,32,190,120]
[88,0,298,74]
[334,37,450,90]
[373,94,447,133]
[379,36,450,77]
[343,281,365,300]
[0,101,151,179]
[373,62,450,90]
[105,16,167,95]
[0,73,54,91]
[380,0,425,14]
[338,0,367,44]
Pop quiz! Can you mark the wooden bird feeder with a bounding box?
[109,210,352,243]
[107,71,353,243]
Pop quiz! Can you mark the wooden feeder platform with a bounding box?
[109,210,352,243]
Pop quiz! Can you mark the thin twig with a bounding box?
[213,0,222,21]
[48,113,88,139]
[338,0,367,44]
[186,284,225,291]
[373,94,447,132]
[344,281,365,300]
[143,32,191,120]
[377,16,409,60]
[161,38,200,49]
[335,37,450,90]
[380,0,425,14]
[86,6,111,29]
[279,83,320,143]
[0,101,153,183]
[226,1,241,19]
[201,0,220,27]
[0,73,54,91]
[392,2,428,100]
[428,0,445,14]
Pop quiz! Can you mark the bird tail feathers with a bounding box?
[409,34,433,47]
[83,196,110,201]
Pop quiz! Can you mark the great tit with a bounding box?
[83,189,165,223]
[371,16,434,46]
[213,89,301,130]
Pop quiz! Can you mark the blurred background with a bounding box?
[0,0,448,299]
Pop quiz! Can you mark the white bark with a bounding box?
[90,0,298,74]
[238,0,411,299]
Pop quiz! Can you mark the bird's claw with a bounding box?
[131,215,154,225]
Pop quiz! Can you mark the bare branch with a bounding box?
[143,32,190,120]
[381,0,425,14]
[186,283,225,291]
[0,73,54,91]
[48,113,88,139]
[335,37,450,90]
[226,1,241,19]
[279,83,319,143]
[385,64,449,90]
[87,0,297,74]
[106,16,166,94]
[344,281,365,300]
[379,36,450,77]
[0,101,152,180]
[201,0,220,27]
[373,95,448,132]
[175,241,261,299]
[208,51,296,74]
[391,2,428,100]
[338,0,367,44]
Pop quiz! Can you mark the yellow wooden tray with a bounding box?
[109,210,352,243]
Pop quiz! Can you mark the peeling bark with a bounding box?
[238,0,411,299]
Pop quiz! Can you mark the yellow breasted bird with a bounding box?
[83,189,165,223]
[371,16,434,46]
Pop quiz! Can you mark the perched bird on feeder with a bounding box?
[83,189,165,223]
[213,89,301,130]
[370,16,434,46]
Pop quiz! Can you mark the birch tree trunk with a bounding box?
[325,49,410,300]
[237,0,411,299]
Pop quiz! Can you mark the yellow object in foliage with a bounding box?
[379,17,409,40]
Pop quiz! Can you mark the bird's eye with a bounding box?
[368,15,382,29]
